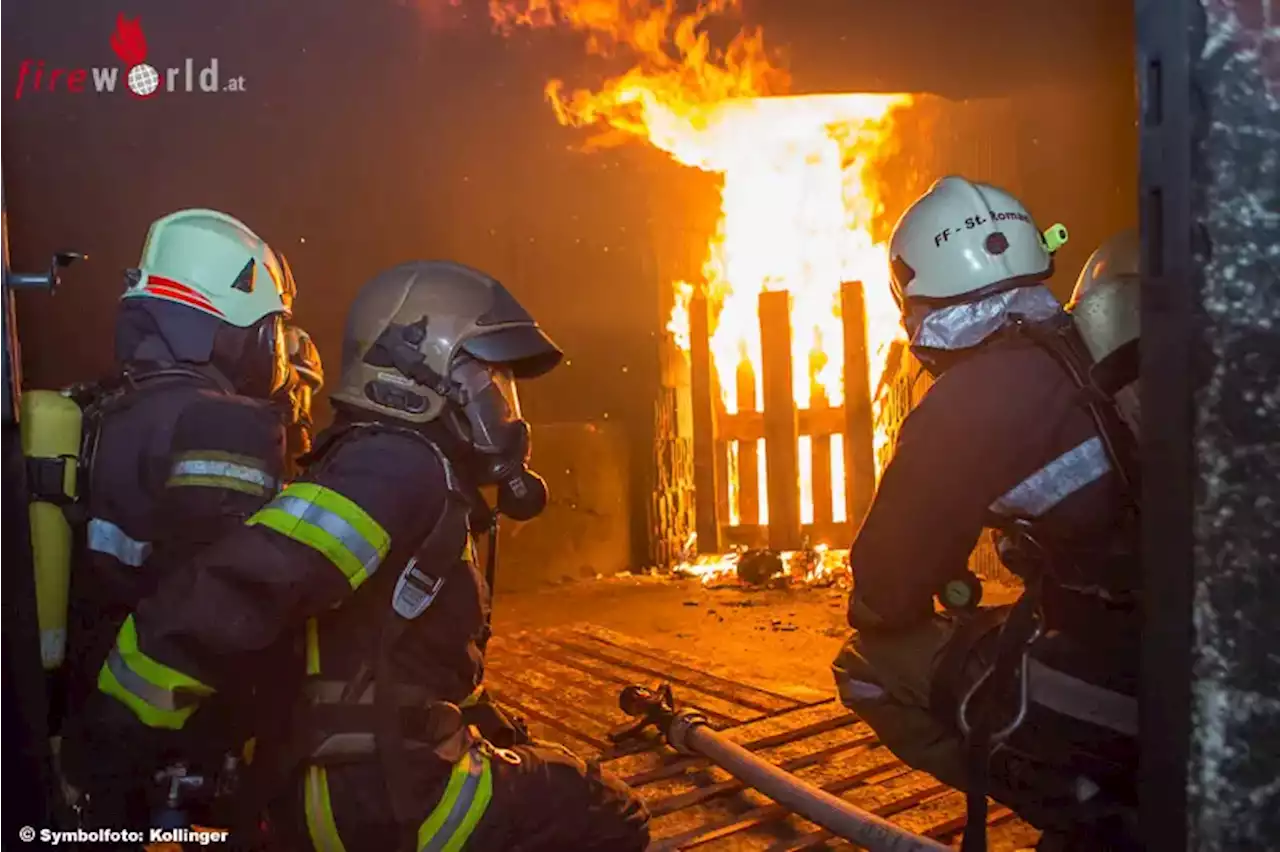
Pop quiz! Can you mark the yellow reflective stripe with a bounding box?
[304,766,349,852]
[96,615,214,730]
[305,617,321,676]
[166,451,277,497]
[459,684,485,709]
[417,750,494,852]
[246,482,390,589]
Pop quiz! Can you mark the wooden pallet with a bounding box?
[486,624,1041,851]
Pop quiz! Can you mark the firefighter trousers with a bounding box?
[831,609,1139,839]
[276,739,650,852]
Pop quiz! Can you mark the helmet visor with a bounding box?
[280,253,298,316]
[266,314,291,397]
[451,356,524,455]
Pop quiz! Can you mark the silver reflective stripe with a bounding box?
[87,518,152,568]
[426,440,461,495]
[311,733,377,760]
[40,627,67,669]
[1028,658,1138,736]
[272,495,381,575]
[420,753,486,852]
[105,648,189,712]
[170,458,277,491]
[836,678,886,703]
[990,436,1112,518]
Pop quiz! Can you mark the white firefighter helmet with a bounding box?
[121,209,293,326]
[888,176,1062,305]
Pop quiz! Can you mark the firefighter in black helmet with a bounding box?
[81,260,650,851]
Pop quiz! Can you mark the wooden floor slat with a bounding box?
[484,622,1038,849]
[493,633,757,727]
[545,636,787,715]
[570,624,818,707]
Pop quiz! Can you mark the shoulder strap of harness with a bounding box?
[232,426,476,847]
[68,363,236,523]
[377,444,474,844]
[1008,314,1141,506]
[303,421,478,845]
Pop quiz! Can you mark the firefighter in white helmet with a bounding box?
[59,209,300,829]
[831,177,1142,851]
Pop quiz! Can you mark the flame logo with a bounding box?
[110,13,148,66]
[109,13,159,98]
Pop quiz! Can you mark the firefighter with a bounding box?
[57,209,297,827]
[82,260,650,851]
[831,178,1141,851]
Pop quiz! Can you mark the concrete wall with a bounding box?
[1178,1,1280,845]
[495,421,633,591]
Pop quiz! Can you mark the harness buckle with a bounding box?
[476,738,522,766]
[391,557,446,620]
[957,616,1044,744]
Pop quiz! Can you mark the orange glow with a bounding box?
[676,543,851,588]
[490,0,909,577]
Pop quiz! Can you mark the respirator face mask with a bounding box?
[214,312,289,400]
[450,356,548,521]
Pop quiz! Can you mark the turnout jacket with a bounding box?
[81,422,485,787]
[61,367,287,790]
[847,335,1138,643]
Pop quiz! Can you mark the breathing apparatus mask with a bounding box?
[446,355,547,521]
[361,304,558,523]
[215,312,290,400]
[276,326,324,469]
[114,291,290,399]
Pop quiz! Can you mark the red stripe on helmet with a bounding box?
[144,284,218,311]
[143,276,223,314]
[142,278,225,317]
[145,276,216,307]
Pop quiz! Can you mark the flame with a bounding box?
[676,541,851,587]
[110,14,149,67]
[491,0,910,573]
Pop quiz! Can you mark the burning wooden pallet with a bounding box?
[486,624,1040,850]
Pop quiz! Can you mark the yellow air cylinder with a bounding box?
[19,389,83,671]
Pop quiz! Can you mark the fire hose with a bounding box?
[610,683,950,852]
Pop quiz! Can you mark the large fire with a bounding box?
[489,0,910,584]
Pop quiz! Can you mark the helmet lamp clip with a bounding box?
[365,320,465,406]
